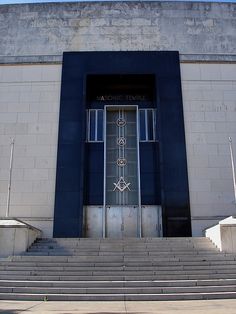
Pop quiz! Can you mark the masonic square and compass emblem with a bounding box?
[113,176,131,192]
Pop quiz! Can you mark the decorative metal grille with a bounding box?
[105,109,138,206]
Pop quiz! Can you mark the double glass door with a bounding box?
[85,106,162,238]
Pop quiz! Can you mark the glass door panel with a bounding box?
[105,107,140,237]
[106,109,138,206]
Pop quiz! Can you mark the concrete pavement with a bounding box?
[0,300,236,314]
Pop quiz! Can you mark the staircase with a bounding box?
[0,237,236,301]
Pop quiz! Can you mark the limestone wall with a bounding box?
[0,62,236,236]
[0,65,61,236]
[181,63,236,235]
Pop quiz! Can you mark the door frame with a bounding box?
[103,105,142,238]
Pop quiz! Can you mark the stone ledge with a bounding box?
[0,218,42,258]
[0,218,42,230]
[0,54,236,65]
[205,216,236,253]
[0,55,62,65]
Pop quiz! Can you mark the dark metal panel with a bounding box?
[84,143,104,205]
[53,51,191,238]
[156,59,191,236]
[140,142,161,205]
[53,56,86,237]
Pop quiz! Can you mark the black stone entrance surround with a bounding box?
[53,51,191,237]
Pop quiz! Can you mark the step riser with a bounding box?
[1,265,236,271]
[15,256,236,263]
[1,274,236,281]
[0,292,236,301]
[1,280,236,288]
[29,248,216,252]
[1,286,236,294]
[0,269,236,276]
[27,250,218,255]
[35,243,212,248]
[2,261,236,267]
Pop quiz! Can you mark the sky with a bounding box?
[0,0,235,4]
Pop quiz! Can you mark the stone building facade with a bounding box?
[0,1,236,237]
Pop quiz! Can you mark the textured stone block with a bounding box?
[220,64,236,80]
[38,113,59,123]
[193,144,218,156]
[90,18,110,26]
[205,112,226,122]
[2,123,28,135]
[22,66,42,81]
[0,113,17,123]
[132,18,151,26]
[17,113,38,123]
[13,157,35,169]
[41,65,61,81]
[190,122,215,133]
[181,64,201,80]
[23,169,49,181]
[0,66,23,83]
[26,145,52,157]
[111,18,131,26]
[28,123,52,135]
[200,64,221,80]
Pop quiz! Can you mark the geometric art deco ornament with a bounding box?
[117,137,126,146]
[116,118,126,127]
[117,158,127,167]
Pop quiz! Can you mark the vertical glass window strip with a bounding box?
[139,110,146,141]
[89,110,96,141]
[97,110,104,141]
[139,109,156,142]
[147,109,154,141]
[88,109,104,142]
[152,109,156,141]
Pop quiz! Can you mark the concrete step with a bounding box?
[54,239,212,245]
[1,279,236,288]
[70,242,212,245]
[33,243,213,248]
[19,240,221,247]
[28,245,218,250]
[28,247,217,252]
[124,256,236,262]
[2,260,236,267]
[0,268,236,276]
[24,251,222,257]
[0,291,236,301]
[1,273,236,281]
[49,237,209,242]
[1,285,236,295]
[18,254,236,262]
[1,237,235,301]
[1,264,236,272]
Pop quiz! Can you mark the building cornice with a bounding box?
[0,53,236,65]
